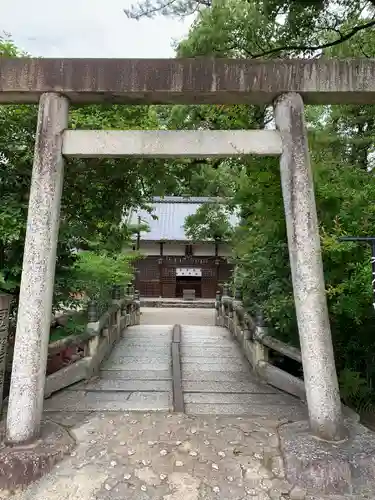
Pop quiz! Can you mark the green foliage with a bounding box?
[125,0,374,58]
[0,33,20,56]
[3,2,375,415]
[49,314,87,343]
[158,0,375,413]
[184,202,235,242]
[0,37,195,310]
[60,250,136,314]
[74,251,134,294]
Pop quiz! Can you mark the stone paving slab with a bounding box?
[114,342,172,349]
[120,334,172,341]
[181,331,232,338]
[185,403,308,419]
[184,392,303,406]
[123,334,172,340]
[110,347,171,356]
[140,308,216,325]
[124,324,174,333]
[182,381,279,394]
[182,334,233,340]
[182,361,249,372]
[101,370,172,380]
[44,391,172,412]
[68,379,172,393]
[101,360,171,371]
[105,356,171,365]
[181,357,249,366]
[182,340,239,348]
[116,338,171,345]
[181,369,257,382]
[181,346,240,357]
[3,412,309,500]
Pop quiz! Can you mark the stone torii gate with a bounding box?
[1,58,375,447]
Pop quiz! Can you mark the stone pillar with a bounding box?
[6,93,69,444]
[274,92,344,441]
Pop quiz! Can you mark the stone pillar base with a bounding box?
[0,420,75,493]
[279,419,375,496]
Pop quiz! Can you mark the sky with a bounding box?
[0,0,193,58]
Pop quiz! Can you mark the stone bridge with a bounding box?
[44,307,307,419]
[0,303,373,500]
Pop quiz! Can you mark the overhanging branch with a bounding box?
[238,19,375,58]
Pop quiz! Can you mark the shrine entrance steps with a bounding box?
[43,309,307,421]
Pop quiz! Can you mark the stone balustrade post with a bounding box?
[87,300,99,323]
[215,291,221,326]
[6,93,69,444]
[135,300,141,325]
[112,284,121,301]
[243,313,252,341]
[112,285,122,340]
[274,92,344,441]
[254,315,269,365]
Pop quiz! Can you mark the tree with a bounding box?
[184,202,235,241]
[0,33,19,56]
[124,0,375,58]
[0,40,195,308]
[147,0,375,409]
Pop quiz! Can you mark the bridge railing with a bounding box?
[216,290,306,401]
[44,287,140,398]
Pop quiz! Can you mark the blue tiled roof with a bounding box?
[129,196,238,242]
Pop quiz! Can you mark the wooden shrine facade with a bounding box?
[135,252,232,299]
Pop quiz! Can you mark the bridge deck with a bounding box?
[15,309,364,500]
[44,309,307,421]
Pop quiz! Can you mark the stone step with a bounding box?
[101,360,171,371]
[140,300,215,308]
[182,331,232,337]
[123,333,172,340]
[126,325,173,332]
[68,379,172,392]
[185,402,308,419]
[116,337,172,344]
[181,357,247,367]
[44,390,172,412]
[182,380,278,394]
[116,340,172,348]
[181,347,240,357]
[104,355,171,365]
[182,328,230,333]
[182,333,233,339]
[182,370,255,382]
[181,341,236,348]
[181,361,248,372]
[124,325,172,334]
[184,392,301,405]
[101,369,172,380]
[110,346,170,356]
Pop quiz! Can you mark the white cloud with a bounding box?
[0,0,193,57]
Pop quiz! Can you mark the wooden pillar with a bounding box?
[215,241,220,294]
[158,242,163,297]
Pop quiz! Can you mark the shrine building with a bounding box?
[129,197,235,299]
